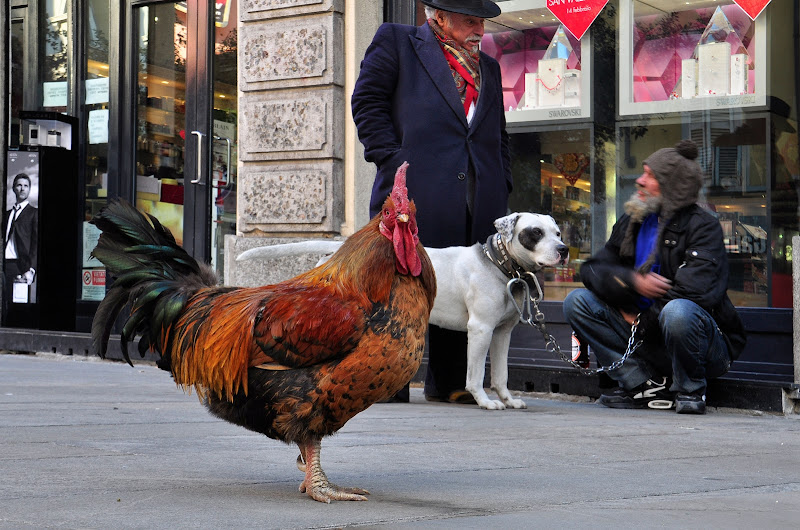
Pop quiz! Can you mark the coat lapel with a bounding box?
[410,24,468,128]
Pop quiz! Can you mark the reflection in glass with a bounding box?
[508,129,592,301]
[618,119,776,307]
[210,1,238,277]
[134,4,187,247]
[632,1,755,102]
[483,12,582,111]
[42,0,70,110]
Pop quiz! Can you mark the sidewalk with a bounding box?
[1,352,799,529]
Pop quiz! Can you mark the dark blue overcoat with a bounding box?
[351,22,512,248]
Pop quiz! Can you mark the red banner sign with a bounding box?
[733,0,771,20]
[546,0,609,40]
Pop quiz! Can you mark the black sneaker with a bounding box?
[598,377,674,410]
[675,393,706,414]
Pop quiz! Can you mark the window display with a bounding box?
[508,129,593,301]
[483,1,591,124]
[620,0,767,115]
[617,118,779,307]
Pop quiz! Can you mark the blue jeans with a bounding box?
[563,289,731,395]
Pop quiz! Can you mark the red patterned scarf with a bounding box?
[429,18,481,117]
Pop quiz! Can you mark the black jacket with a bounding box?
[581,204,746,360]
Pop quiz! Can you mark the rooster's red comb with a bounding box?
[390,162,410,210]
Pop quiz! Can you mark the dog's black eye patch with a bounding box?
[518,227,543,251]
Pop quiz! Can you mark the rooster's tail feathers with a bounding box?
[89,199,218,365]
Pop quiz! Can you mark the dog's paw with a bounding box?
[478,399,506,410]
[503,397,527,409]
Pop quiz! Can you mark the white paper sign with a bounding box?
[43,81,68,107]
[88,109,109,144]
[83,221,102,267]
[214,119,235,139]
[85,77,110,105]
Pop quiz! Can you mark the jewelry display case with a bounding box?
[619,0,768,116]
[484,0,592,125]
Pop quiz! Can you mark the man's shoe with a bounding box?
[675,393,706,414]
[446,390,477,404]
[598,377,674,410]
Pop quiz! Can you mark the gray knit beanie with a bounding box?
[643,139,703,215]
[622,140,704,273]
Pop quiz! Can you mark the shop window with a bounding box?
[81,0,111,302]
[42,0,70,111]
[508,129,593,301]
[617,117,791,308]
[620,0,768,116]
[484,0,592,124]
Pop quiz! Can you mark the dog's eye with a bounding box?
[532,228,542,237]
[556,232,561,238]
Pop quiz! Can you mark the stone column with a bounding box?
[226,0,346,287]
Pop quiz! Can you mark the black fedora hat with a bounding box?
[421,0,501,19]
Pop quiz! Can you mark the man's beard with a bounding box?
[624,191,662,222]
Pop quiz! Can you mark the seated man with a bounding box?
[564,140,746,414]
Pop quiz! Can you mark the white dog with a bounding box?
[424,213,568,409]
[237,212,568,410]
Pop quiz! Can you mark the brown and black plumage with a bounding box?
[90,163,436,502]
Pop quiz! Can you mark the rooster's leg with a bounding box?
[296,439,369,503]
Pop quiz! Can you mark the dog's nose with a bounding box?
[557,245,569,261]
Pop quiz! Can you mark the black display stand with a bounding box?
[3,145,80,330]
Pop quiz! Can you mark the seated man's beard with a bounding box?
[624,191,663,222]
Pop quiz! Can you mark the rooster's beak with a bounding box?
[397,213,409,223]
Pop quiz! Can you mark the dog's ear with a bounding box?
[494,213,521,243]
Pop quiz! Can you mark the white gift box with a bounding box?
[521,72,539,109]
[681,59,697,99]
[730,54,748,95]
[537,58,566,108]
[563,69,581,107]
[13,280,28,303]
[697,41,731,96]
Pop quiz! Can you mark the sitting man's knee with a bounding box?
[563,288,590,319]
[659,299,700,330]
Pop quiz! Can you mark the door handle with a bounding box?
[212,135,232,188]
[190,130,205,184]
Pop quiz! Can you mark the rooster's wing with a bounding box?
[169,279,373,400]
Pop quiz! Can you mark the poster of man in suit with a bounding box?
[4,150,39,311]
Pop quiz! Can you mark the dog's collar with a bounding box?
[482,233,526,279]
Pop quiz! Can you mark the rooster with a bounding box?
[90,163,435,503]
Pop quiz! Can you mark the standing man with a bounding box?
[563,140,746,414]
[3,173,38,310]
[352,0,512,403]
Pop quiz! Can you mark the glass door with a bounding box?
[130,0,236,276]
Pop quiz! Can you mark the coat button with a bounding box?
[457,172,466,180]
[692,251,698,256]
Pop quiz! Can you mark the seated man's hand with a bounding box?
[23,270,34,285]
[632,272,671,299]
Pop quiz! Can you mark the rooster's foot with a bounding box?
[297,439,369,503]
[299,478,369,503]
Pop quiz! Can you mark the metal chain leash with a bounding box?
[506,272,642,376]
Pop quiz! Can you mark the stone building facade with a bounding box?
[225,0,381,287]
